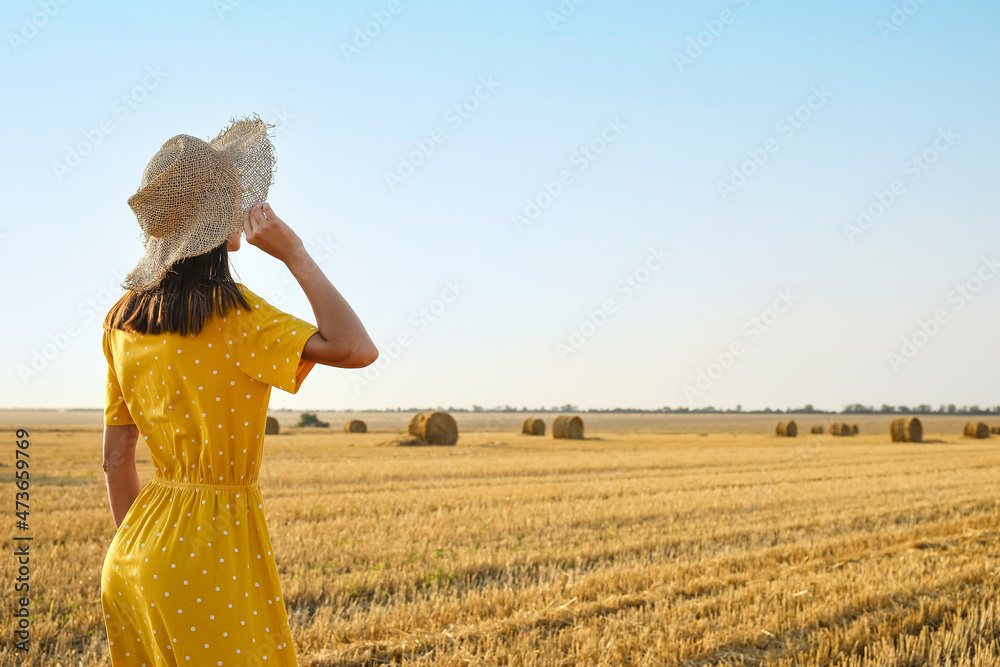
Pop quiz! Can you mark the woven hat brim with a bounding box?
[122,209,237,293]
[210,114,276,212]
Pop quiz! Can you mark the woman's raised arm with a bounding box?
[242,202,379,369]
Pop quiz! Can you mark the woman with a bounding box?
[100,115,377,666]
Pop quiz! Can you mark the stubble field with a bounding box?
[1,412,999,666]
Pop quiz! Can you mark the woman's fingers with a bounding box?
[250,201,269,227]
[242,205,255,236]
[242,201,285,254]
[243,206,259,245]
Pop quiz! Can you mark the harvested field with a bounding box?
[1,415,999,665]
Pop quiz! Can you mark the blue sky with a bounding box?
[1,0,998,412]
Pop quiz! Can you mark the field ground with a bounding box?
[2,413,1000,666]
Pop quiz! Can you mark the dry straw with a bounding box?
[963,422,989,439]
[850,424,860,435]
[407,411,458,445]
[552,415,584,440]
[810,425,824,434]
[775,421,797,437]
[522,418,545,436]
[344,419,367,434]
[264,416,280,435]
[992,426,1000,435]
[890,417,922,443]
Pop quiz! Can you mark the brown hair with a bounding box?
[103,240,251,337]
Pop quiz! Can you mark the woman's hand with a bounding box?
[102,424,141,530]
[242,201,306,264]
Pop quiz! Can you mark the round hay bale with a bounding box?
[522,417,545,436]
[992,426,1000,435]
[890,417,922,443]
[264,416,280,435]
[344,419,367,434]
[407,411,458,445]
[810,425,824,434]
[963,422,989,439]
[851,424,859,435]
[775,420,797,437]
[830,423,853,437]
[552,415,584,440]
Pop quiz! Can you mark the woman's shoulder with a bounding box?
[232,282,268,311]
[228,282,310,326]
[233,282,263,303]
[224,282,281,327]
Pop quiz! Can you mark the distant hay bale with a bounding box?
[830,423,853,437]
[344,419,367,434]
[890,417,922,443]
[851,424,860,435]
[522,417,545,436]
[810,425,824,434]
[775,420,797,437]
[552,415,584,440]
[992,426,1000,435]
[407,411,458,445]
[964,422,989,439]
[264,416,280,435]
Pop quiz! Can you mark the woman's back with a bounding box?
[103,283,318,484]
[101,283,318,666]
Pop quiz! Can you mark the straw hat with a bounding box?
[122,113,276,293]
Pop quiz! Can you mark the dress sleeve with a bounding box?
[223,285,321,394]
[103,329,135,426]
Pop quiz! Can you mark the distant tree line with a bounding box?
[841,403,1000,415]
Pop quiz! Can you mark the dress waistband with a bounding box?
[150,476,260,492]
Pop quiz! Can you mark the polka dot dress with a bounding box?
[100,283,319,666]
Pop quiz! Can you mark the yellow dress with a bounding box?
[100,283,319,666]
